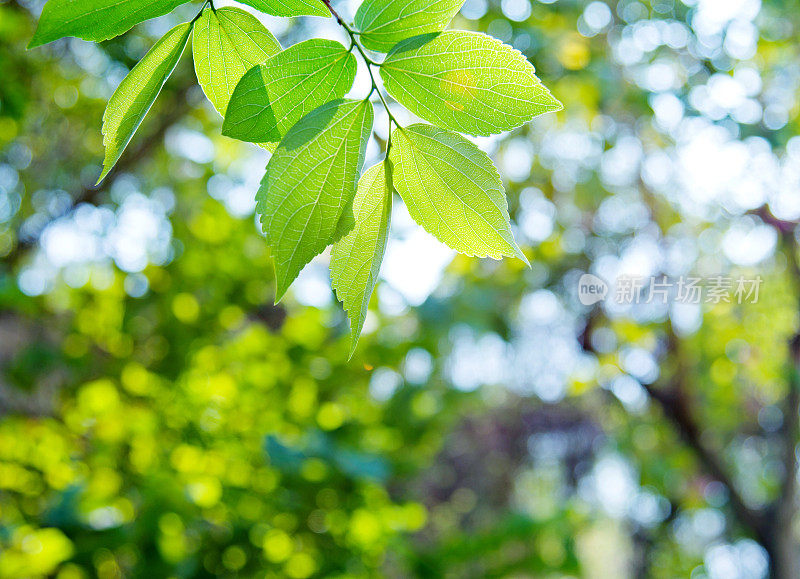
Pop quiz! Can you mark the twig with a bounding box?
[641,328,768,543]
[320,0,399,131]
[581,313,768,542]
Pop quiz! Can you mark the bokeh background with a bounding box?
[1,0,800,576]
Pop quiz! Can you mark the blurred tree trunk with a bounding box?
[581,205,800,577]
[766,523,798,579]
[763,389,798,579]
[767,228,800,579]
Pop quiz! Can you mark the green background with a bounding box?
[1,0,799,576]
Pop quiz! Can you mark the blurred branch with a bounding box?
[644,325,769,541]
[751,205,799,234]
[750,205,800,529]
[3,81,194,269]
[642,379,765,537]
[765,222,800,578]
[582,313,768,540]
[779,229,800,513]
[630,199,799,576]
[79,84,194,205]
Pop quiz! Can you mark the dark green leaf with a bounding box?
[29,0,191,48]
[235,0,330,17]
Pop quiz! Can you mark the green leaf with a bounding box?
[331,162,393,356]
[222,39,356,144]
[98,22,191,183]
[29,0,191,48]
[390,124,527,263]
[257,99,374,301]
[192,7,281,117]
[235,0,330,17]
[354,0,465,52]
[381,31,562,136]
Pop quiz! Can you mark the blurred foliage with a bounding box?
[1,0,800,577]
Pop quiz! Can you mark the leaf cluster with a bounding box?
[29,0,562,354]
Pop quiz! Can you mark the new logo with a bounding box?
[578,274,608,306]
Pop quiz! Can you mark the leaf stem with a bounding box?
[191,0,212,24]
[366,66,400,128]
[321,0,399,135]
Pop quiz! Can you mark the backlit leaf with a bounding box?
[98,22,191,183]
[192,7,281,116]
[258,99,374,300]
[354,0,465,52]
[381,31,562,136]
[331,163,393,356]
[390,124,527,262]
[29,0,191,48]
[222,39,356,144]
[236,0,330,17]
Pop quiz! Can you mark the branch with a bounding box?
[641,356,767,543]
[749,204,800,524]
[742,205,800,578]
[772,226,800,529]
[581,314,768,542]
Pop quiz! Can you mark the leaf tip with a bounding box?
[220,118,234,139]
[273,269,295,305]
[346,324,365,359]
[96,166,111,186]
[515,246,531,268]
[273,284,288,305]
[27,25,47,49]
[508,243,530,267]
[542,91,564,114]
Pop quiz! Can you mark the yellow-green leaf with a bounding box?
[236,0,330,18]
[192,7,281,116]
[381,31,562,136]
[258,100,374,301]
[331,163,393,356]
[98,22,191,183]
[390,124,527,263]
[354,0,465,52]
[29,0,191,48]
